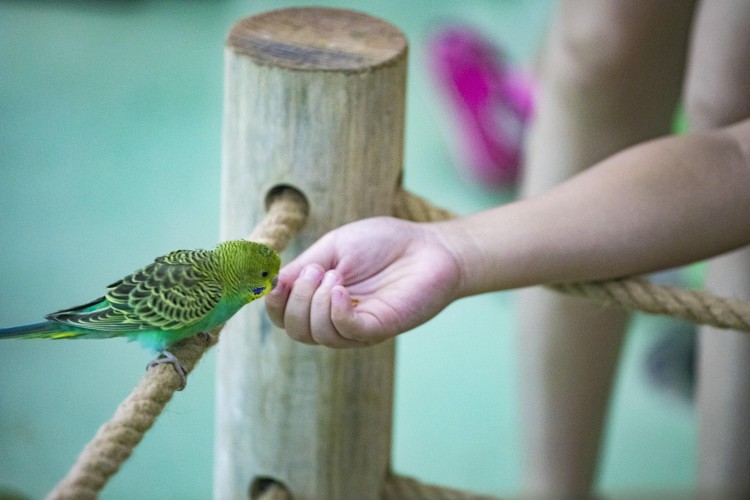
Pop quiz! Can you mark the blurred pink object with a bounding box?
[428,25,535,188]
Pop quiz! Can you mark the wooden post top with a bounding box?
[226,7,407,72]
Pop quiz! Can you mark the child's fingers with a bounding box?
[282,263,325,344]
[309,271,365,348]
[330,286,390,345]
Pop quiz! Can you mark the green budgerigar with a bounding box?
[0,240,280,389]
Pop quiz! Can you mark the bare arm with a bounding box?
[446,119,750,297]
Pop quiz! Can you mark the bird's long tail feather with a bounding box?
[0,322,79,339]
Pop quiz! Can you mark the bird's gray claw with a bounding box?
[147,350,188,391]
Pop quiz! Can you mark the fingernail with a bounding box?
[322,270,340,287]
[268,279,284,295]
[331,286,347,305]
[301,265,322,281]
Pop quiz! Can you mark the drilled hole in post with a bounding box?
[264,184,309,215]
[249,476,294,500]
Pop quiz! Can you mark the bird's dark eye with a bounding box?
[261,271,269,278]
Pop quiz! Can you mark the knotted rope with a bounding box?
[47,188,308,500]
[392,188,750,333]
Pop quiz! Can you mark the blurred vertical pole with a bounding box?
[216,8,407,499]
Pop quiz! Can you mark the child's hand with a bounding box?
[265,216,463,348]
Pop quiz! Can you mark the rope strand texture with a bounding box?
[549,279,750,332]
[47,188,308,500]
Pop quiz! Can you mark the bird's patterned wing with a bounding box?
[47,249,223,331]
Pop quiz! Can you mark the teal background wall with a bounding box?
[1,1,694,498]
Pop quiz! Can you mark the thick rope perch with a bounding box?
[47,188,307,500]
[548,279,750,332]
[392,188,750,333]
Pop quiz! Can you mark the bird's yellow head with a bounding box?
[217,240,281,301]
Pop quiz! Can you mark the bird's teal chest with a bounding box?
[129,296,249,352]
[200,297,248,328]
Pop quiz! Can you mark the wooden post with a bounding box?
[216,8,407,499]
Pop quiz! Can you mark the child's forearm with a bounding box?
[439,120,750,297]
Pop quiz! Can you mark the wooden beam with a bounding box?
[216,8,407,499]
